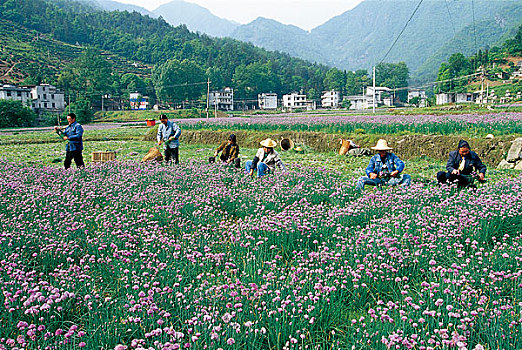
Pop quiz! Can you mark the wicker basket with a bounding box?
[92,151,116,163]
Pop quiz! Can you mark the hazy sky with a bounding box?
[116,0,364,30]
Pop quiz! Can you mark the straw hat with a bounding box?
[371,139,393,151]
[260,138,278,148]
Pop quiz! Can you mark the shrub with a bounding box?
[0,100,37,128]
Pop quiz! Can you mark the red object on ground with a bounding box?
[146,119,156,126]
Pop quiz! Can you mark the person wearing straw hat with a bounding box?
[245,138,286,177]
[157,114,181,164]
[436,140,486,188]
[355,139,411,190]
[209,134,241,168]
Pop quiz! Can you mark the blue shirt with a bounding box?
[157,120,181,148]
[64,121,84,152]
[365,152,405,176]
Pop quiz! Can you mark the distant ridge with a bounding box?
[153,0,238,37]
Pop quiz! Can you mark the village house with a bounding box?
[0,84,65,114]
[407,89,427,107]
[29,84,65,114]
[0,84,32,106]
[258,93,278,110]
[209,87,234,111]
[343,86,393,110]
[129,92,149,110]
[283,92,316,111]
[321,90,340,108]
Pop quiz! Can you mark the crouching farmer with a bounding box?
[209,134,240,168]
[245,138,285,177]
[356,139,411,190]
[437,140,486,188]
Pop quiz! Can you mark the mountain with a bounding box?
[95,0,157,17]
[229,17,328,63]
[153,0,238,38]
[228,0,522,82]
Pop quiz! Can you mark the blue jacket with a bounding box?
[157,121,181,148]
[446,150,486,175]
[366,153,405,177]
[64,121,84,152]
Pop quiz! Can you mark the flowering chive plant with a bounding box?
[0,160,520,349]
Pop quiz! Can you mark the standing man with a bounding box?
[55,112,84,169]
[356,139,411,190]
[157,114,181,164]
[437,140,486,188]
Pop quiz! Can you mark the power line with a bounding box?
[471,0,478,69]
[379,0,425,64]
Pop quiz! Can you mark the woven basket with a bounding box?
[92,151,116,163]
[141,147,163,162]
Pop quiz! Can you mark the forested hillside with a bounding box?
[0,0,337,103]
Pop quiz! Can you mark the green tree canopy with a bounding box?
[232,62,280,99]
[0,100,37,128]
[152,59,206,104]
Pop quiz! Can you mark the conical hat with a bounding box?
[260,138,277,148]
[371,139,393,151]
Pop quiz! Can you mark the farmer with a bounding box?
[209,134,240,168]
[245,138,285,177]
[157,114,181,164]
[356,139,411,190]
[54,112,84,169]
[437,140,486,188]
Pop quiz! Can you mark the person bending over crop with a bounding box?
[437,140,486,188]
[157,114,181,164]
[245,138,285,177]
[356,139,411,190]
[54,112,84,169]
[209,134,240,168]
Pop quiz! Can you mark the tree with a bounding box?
[375,62,409,102]
[57,47,114,105]
[232,62,280,99]
[152,59,206,104]
[0,100,37,128]
[345,70,370,96]
[504,25,522,56]
[323,68,346,93]
[121,73,147,95]
[68,99,93,124]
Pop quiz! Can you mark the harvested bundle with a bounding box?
[339,139,359,155]
[141,147,163,162]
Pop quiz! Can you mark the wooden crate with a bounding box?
[91,151,116,163]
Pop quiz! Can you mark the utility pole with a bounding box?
[480,65,486,105]
[206,77,210,119]
[101,94,104,112]
[372,66,376,114]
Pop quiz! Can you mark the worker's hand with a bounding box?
[168,136,174,141]
[214,152,218,157]
[452,169,460,175]
[54,126,59,131]
[390,170,399,178]
[63,136,68,141]
[158,141,162,146]
[478,173,485,181]
[248,169,254,177]
[369,173,378,179]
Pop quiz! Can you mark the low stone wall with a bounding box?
[144,128,516,166]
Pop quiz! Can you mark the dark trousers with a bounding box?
[165,147,179,164]
[209,156,240,168]
[437,171,473,187]
[64,150,84,169]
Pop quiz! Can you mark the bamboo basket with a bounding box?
[141,147,163,162]
[92,151,116,163]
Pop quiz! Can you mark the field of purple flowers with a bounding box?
[0,160,521,350]
[176,113,522,136]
